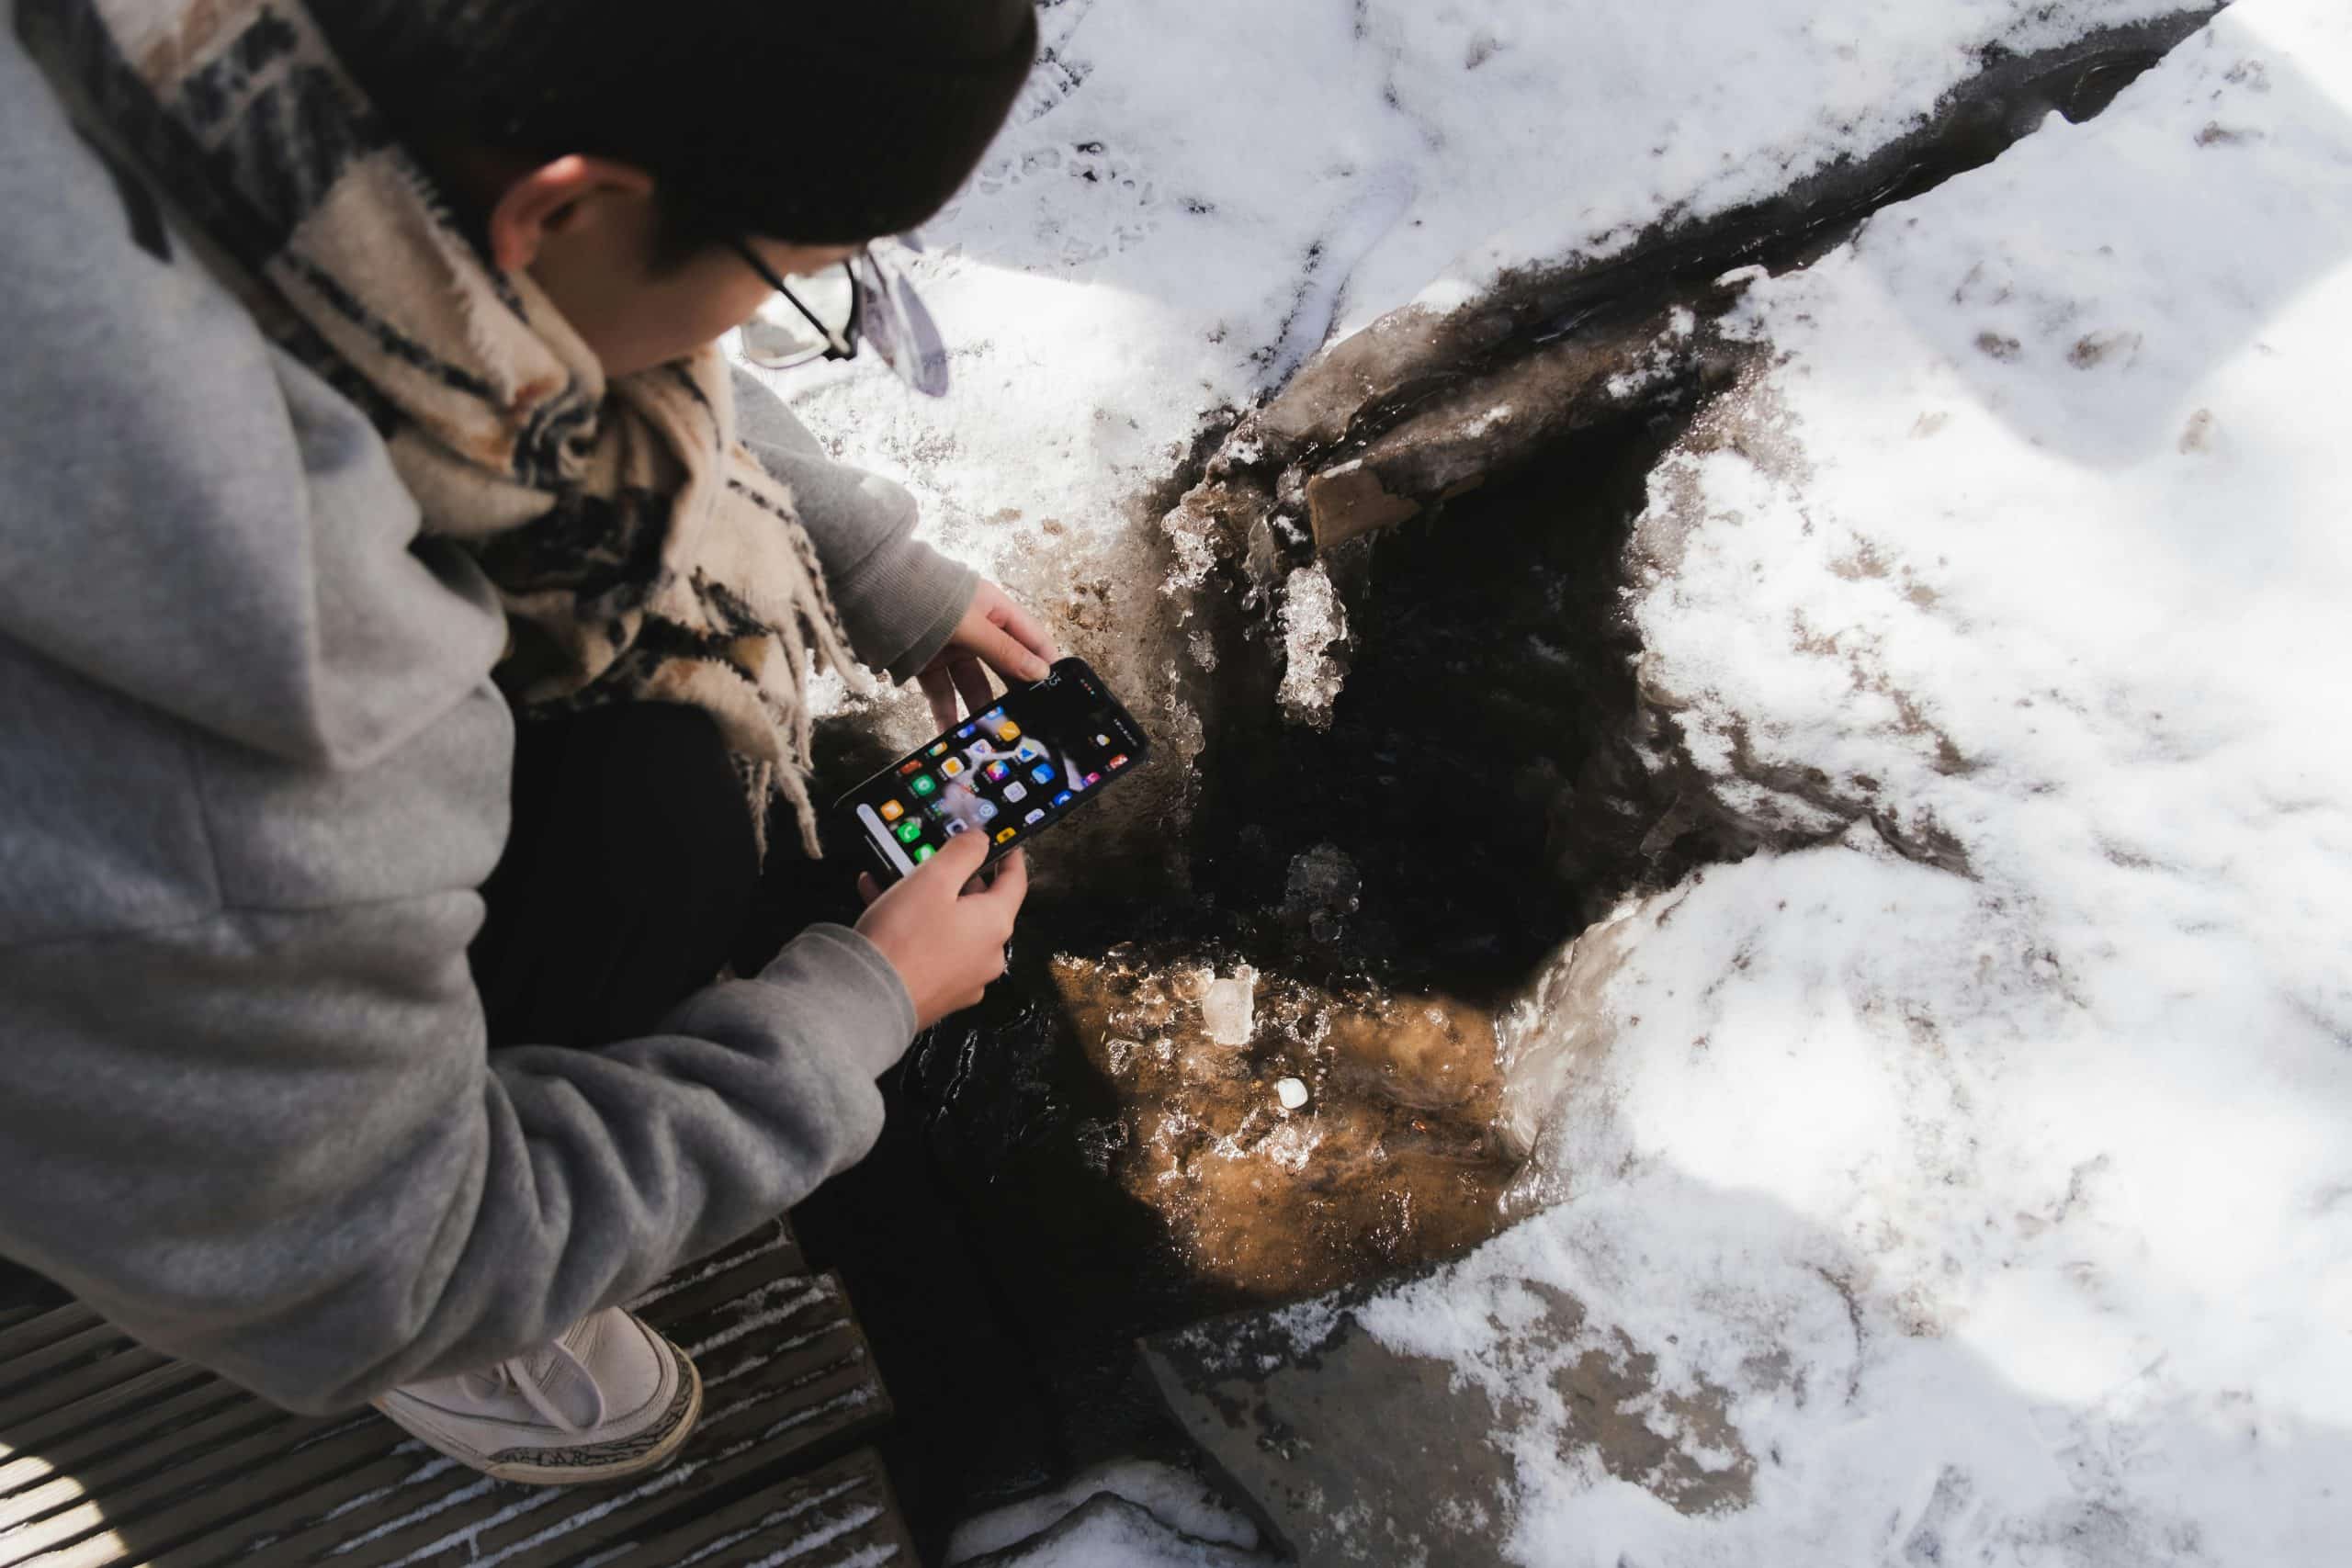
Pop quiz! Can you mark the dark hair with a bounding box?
[309,0,1037,251]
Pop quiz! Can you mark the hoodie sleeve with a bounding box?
[731,367,979,682]
[0,894,916,1414]
[0,31,919,1415]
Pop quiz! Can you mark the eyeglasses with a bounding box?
[732,235,950,398]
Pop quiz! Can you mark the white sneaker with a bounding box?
[373,1308,702,1485]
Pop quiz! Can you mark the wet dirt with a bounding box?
[1050,945,1511,1301]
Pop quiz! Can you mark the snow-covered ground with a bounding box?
[1452,3,2352,1560]
[752,0,2352,1562]
[755,0,2202,743]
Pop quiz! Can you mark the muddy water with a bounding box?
[1050,944,1512,1300]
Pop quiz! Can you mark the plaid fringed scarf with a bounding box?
[24,0,865,854]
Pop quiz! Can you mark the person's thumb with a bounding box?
[918,827,991,886]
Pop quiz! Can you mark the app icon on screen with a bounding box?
[909,774,939,797]
[980,707,1006,728]
[997,723,1021,743]
[965,741,993,763]
[983,761,1012,783]
[1013,739,1046,763]
[995,827,1018,844]
[940,758,965,778]
[976,800,1001,823]
[1002,782,1028,804]
[1023,808,1046,826]
[878,800,904,822]
[1030,763,1056,785]
[898,760,923,776]
[956,723,977,739]
[927,742,950,758]
[914,844,936,863]
[1094,734,1111,747]
[1109,755,1130,770]
[944,819,971,838]
[894,820,923,845]
[1052,791,1073,807]
[1085,772,1102,785]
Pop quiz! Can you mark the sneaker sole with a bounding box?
[379,1340,705,1488]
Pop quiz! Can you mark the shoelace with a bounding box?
[458,1337,607,1435]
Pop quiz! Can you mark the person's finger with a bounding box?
[970,621,1052,686]
[978,846,1029,912]
[950,655,996,719]
[857,872,882,907]
[989,596,1061,669]
[917,666,959,732]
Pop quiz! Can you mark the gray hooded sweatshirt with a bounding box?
[0,19,977,1414]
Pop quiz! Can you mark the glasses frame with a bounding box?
[733,237,950,397]
[731,240,864,368]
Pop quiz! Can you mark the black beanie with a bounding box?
[311,0,1040,243]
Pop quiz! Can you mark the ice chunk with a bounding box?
[1276,1077,1309,1111]
[1275,563,1349,729]
[1198,965,1258,1046]
[1283,842,1362,942]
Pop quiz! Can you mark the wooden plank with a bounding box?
[0,1346,176,1437]
[0,1216,917,1568]
[577,1447,915,1568]
[0,1367,214,1496]
[0,1303,97,1366]
[160,1271,887,1568]
[0,1395,318,1563]
[627,1220,807,1323]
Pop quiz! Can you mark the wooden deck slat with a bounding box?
[0,1394,327,1562]
[0,1329,145,1415]
[576,1447,913,1568]
[0,1368,216,1495]
[0,1354,202,1457]
[0,1306,98,1367]
[626,1221,806,1325]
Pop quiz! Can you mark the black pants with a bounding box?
[468,704,850,1047]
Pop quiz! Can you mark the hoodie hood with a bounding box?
[0,19,503,769]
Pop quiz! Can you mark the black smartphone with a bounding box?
[834,657,1151,886]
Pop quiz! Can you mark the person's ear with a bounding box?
[484,155,657,273]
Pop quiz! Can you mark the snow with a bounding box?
[944,1462,1262,1565]
[749,0,2202,749]
[1367,0,2352,1562]
[731,0,2352,1562]
[953,1496,1264,1567]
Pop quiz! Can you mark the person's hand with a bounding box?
[915,579,1060,730]
[854,830,1028,1029]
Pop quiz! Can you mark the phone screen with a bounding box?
[836,658,1150,882]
